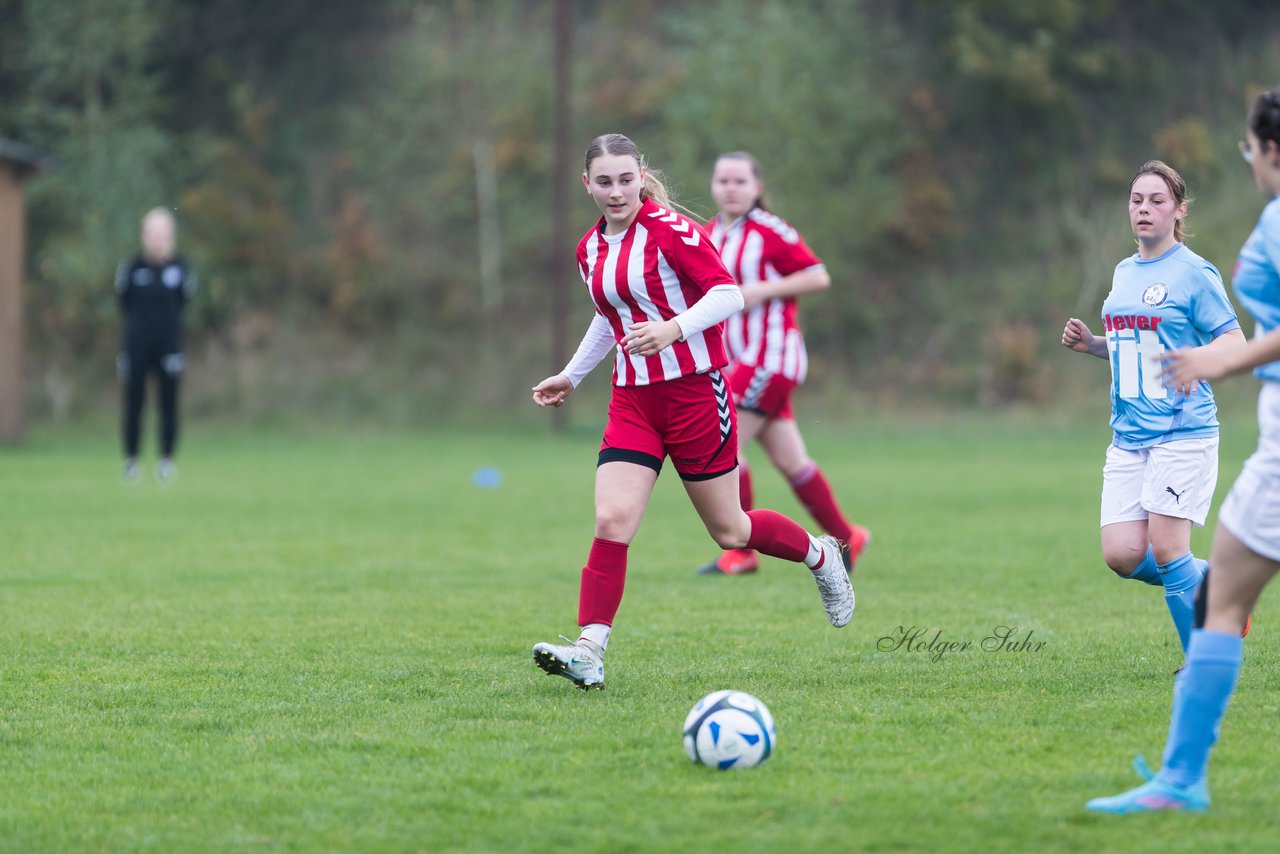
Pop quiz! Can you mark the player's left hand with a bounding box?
[1161,347,1225,395]
[532,374,574,407]
[622,319,682,357]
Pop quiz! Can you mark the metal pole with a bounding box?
[549,0,573,432]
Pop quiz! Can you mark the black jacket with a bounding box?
[115,254,196,348]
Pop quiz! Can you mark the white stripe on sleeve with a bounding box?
[672,284,743,342]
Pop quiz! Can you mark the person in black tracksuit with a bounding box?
[116,208,196,481]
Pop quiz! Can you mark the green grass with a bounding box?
[2,413,1278,852]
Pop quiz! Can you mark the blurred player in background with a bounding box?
[116,207,196,482]
[695,151,870,576]
[529,133,855,690]
[1062,161,1245,657]
[1086,85,1280,815]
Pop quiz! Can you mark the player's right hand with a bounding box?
[532,375,573,408]
[1062,317,1095,353]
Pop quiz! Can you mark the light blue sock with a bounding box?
[1124,546,1161,586]
[1158,552,1204,652]
[1161,629,1243,787]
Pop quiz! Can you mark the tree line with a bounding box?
[2,0,1277,421]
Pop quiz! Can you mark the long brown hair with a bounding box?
[1130,160,1192,244]
[584,133,680,212]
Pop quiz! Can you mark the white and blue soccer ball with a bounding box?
[682,690,776,770]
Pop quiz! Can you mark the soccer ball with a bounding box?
[682,690,776,770]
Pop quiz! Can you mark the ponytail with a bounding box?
[642,169,673,211]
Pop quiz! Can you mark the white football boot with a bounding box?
[811,535,855,627]
[155,458,176,483]
[532,636,605,690]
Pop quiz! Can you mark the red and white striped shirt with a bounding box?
[706,207,825,382]
[577,198,736,387]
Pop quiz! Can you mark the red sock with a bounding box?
[790,463,853,542]
[744,509,810,563]
[578,538,629,627]
[738,463,754,512]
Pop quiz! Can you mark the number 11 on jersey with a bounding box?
[1109,328,1167,400]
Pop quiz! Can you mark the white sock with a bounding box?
[803,535,825,569]
[578,623,611,653]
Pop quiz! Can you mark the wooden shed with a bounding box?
[0,139,51,444]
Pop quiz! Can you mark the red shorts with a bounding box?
[599,370,738,481]
[727,362,796,420]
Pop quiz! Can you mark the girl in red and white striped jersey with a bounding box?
[696,151,870,577]
[529,134,855,690]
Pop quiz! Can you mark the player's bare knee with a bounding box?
[711,532,748,550]
[1103,551,1141,577]
[593,507,635,542]
[709,525,748,550]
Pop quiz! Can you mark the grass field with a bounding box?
[2,413,1278,852]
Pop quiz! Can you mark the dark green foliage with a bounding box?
[3,0,1279,419]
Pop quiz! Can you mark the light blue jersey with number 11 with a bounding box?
[1102,242,1240,450]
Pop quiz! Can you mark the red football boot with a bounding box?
[696,548,760,576]
[842,525,872,576]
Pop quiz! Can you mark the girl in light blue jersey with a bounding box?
[1086,86,1280,814]
[1062,161,1245,658]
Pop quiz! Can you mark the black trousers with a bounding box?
[119,340,183,458]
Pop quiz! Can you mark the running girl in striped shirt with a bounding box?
[695,151,871,577]
[529,134,855,690]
